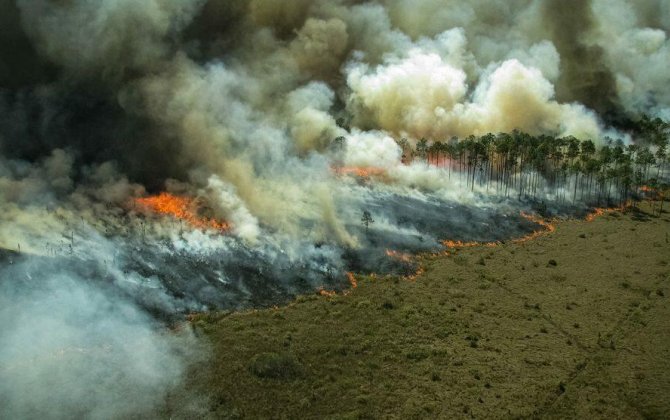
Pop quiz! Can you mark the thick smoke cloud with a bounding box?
[0,265,194,419]
[346,40,602,140]
[590,0,670,120]
[1,0,668,416]
[541,0,619,116]
[16,0,204,80]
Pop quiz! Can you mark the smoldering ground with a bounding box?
[1,0,669,417]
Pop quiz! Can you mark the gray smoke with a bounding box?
[541,0,619,116]
[0,259,196,419]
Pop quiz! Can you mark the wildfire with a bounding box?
[515,212,556,241]
[584,202,633,221]
[441,212,557,249]
[442,240,498,248]
[385,249,426,281]
[134,192,230,232]
[333,166,387,178]
[385,249,414,263]
[585,208,607,222]
[318,288,337,298]
[405,265,426,282]
[346,272,358,288]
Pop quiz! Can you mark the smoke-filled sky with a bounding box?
[1,0,669,416]
[3,0,669,235]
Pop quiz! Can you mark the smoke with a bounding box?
[540,0,620,116]
[16,0,204,80]
[1,0,668,416]
[0,260,195,419]
[346,43,602,140]
[590,0,670,120]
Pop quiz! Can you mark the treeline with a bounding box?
[395,116,669,208]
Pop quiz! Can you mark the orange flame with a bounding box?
[317,288,337,298]
[385,249,425,281]
[346,272,358,288]
[333,166,387,178]
[134,192,230,232]
[585,208,607,222]
[584,202,632,221]
[385,249,414,263]
[441,212,556,248]
[405,265,425,282]
[442,240,490,248]
[514,212,556,242]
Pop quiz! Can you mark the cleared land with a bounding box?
[165,203,670,419]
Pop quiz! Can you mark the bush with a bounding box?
[248,352,304,380]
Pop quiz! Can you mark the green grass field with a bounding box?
[164,203,670,419]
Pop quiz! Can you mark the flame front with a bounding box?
[585,208,607,222]
[441,212,557,248]
[515,212,557,242]
[346,272,358,288]
[385,249,414,263]
[585,202,630,222]
[442,240,493,248]
[334,166,387,178]
[134,192,230,232]
[318,288,337,297]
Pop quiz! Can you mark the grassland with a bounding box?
[164,202,670,419]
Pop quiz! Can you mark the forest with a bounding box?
[384,116,669,209]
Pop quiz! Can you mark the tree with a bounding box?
[416,138,428,161]
[330,136,346,166]
[396,138,412,163]
[361,210,374,233]
[581,140,596,160]
[377,118,668,208]
[655,143,667,180]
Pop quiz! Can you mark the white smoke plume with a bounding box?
[0,270,195,419]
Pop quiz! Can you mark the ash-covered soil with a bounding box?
[166,202,670,419]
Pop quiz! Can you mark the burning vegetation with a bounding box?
[134,193,230,232]
[334,166,388,179]
[440,212,558,250]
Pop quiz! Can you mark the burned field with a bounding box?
[0,186,550,318]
